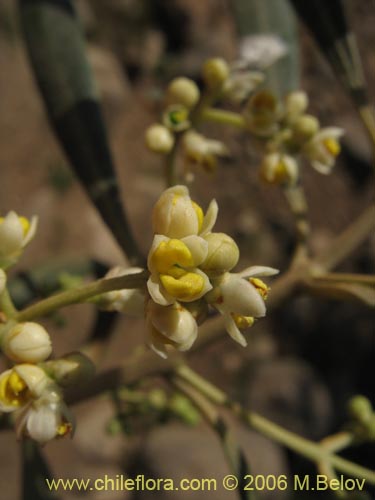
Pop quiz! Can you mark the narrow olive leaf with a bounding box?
[232,0,300,96]
[289,0,375,143]
[18,0,142,264]
[22,439,61,500]
[306,281,375,307]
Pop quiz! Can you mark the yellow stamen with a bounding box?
[250,278,269,300]
[0,371,29,408]
[232,314,255,330]
[273,161,289,184]
[192,202,204,232]
[323,138,341,157]
[57,422,72,437]
[167,266,187,279]
[18,217,30,236]
[160,272,204,301]
[152,239,194,274]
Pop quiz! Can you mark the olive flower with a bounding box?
[1,322,52,363]
[147,235,212,305]
[302,127,344,174]
[206,266,279,346]
[0,211,38,268]
[152,185,218,239]
[146,300,198,358]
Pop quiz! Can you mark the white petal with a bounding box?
[181,235,208,266]
[0,211,24,257]
[238,266,279,278]
[147,275,175,306]
[224,314,247,347]
[26,405,59,443]
[14,364,50,397]
[147,301,198,346]
[310,159,334,175]
[22,216,38,247]
[200,199,218,236]
[221,276,266,317]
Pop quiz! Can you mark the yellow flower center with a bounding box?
[273,161,290,184]
[323,138,341,157]
[0,371,30,408]
[250,278,269,300]
[151,239,194,274]
[232,314,255,330]
[160,272,205,301]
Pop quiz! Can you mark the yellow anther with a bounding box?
[192,202,204,232]
[232,314,255,330]
[167,266,187,279]
[0,371,29,408]
[250,278,269,300]
[57,422,72,437]
[160,272,205,301]
[152,239,194,274]
[323,138,341,157]
[18,217,30,236]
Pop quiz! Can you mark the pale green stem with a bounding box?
[175,365,375,485]
[201,108,247,129]
[0,287,18,318]
[14,271,148,322]
[311,272,375,286]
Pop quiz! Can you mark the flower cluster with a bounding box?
[0,214,94,444]
[244,90,344,185]
[145,59,262,179]
[144,185,278,357]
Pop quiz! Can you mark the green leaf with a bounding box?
[232,0,300,96]
[18,0,142,264]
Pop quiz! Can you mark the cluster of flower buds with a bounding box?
[243,90,344,186]
[0,213,95,444]
[143,185,278,357]
[145,58,264,179]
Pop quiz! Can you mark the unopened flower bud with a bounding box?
[145,124,175,154]
[2,322,52,363]
[292,114,320,143]
[284,91,308,123]
[202,58,229,89]
[41,352,95,388]
[347,395,373,424]
[166,77,200,109]
[201,232,239,277]
[244,90,281,137]
[260,153,298,186]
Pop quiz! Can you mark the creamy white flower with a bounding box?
[145,124,175,154]
[182,130,229,171]
[206,266,279,346]
[146,300,198,358]
[1,322,52,363]
[303,127,344,174]
[244,90,282,137]
[152,185,217,239]
[223,69,264,103]
[0,269,6,295]
[99,266,145,316]
[0,212,38,268]
[259,152,299,186]
[16,388,74,444]
[200,232,240,277]
[147,234,212,305]
[0,364,50,412]
[284,91,309,123]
